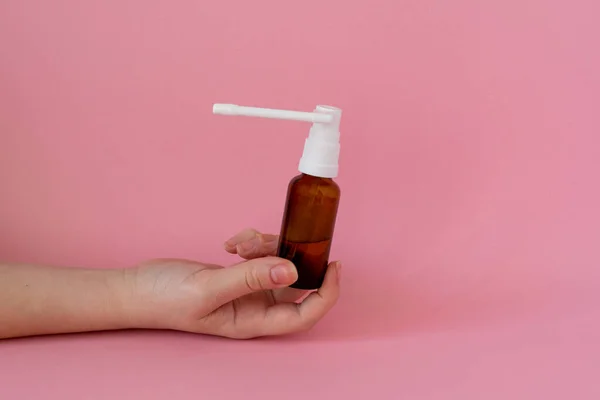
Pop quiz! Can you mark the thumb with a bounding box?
[207,257,297,307]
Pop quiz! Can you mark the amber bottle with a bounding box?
[277,173,340,289]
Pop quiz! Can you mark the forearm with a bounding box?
[0,264,135,339]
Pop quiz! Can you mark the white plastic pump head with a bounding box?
[213,103,342,178]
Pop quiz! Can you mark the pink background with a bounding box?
[1,0,599,398]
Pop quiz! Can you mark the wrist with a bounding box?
[86,267,144,332]
[116,265,172,331]
[113,266,151,330]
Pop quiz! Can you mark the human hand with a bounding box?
[125,229,341,339]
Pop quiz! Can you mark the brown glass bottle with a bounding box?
[277,173,341,290]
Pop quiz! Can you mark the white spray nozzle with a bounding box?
[212,102,342,178]
[213,104,333,124]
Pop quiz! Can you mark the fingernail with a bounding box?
[336,262,342,283]
[270,264,294,284]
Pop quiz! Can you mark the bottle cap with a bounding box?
[213,103,342,178]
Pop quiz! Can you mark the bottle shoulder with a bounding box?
[287,173,340,199]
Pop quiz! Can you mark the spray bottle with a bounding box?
[213,103,342,290]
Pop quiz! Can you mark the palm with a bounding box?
[198,284,306,336]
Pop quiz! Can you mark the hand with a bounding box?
[126,229,341,339]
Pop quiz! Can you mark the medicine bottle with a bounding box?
[213,103,342,289]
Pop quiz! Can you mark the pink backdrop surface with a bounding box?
[1,0,599,399]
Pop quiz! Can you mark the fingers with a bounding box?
[273,287,308,303]
[259,261,341,337]
[205,257,298,309]
[224,228,279,260]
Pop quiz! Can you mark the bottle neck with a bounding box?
[300,172,334,181]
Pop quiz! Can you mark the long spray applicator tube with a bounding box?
[213,104,333,124]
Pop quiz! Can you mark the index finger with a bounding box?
[224,228,279,260]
